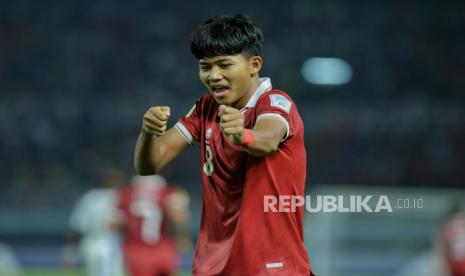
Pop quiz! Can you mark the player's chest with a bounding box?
[203,107,255,128]
[199,109,255,172]
[200,108,255,144]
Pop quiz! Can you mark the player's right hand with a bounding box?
[142,106,171,137]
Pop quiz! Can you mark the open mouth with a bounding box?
[211,85,229,97]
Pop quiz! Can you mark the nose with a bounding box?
[208,66,223,82]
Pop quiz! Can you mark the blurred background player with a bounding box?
[111,174,191,276]
[2,1,465,275]
[63,168,126,276]
[0,242,22,276]
[436,201,465,276]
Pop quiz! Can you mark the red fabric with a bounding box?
[124,242,178,276]
[118,184,180,275]
[179,88,312,275]
[441,214,465,276]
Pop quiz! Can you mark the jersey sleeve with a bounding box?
[175,101,202,145]
[254,91,295,141]
[69,191,98,234]
[69,193,89,233]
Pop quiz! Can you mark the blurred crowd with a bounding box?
[0,0,464,212]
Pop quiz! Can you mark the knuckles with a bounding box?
[141,106,170,137]
[149,106,161,113]
[144,106,170,120]
[220,111,244,122]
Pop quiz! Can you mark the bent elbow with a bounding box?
[248,140,278,157]
[265,143,278,155]
[134,162,157,176]
[137,168,157,176]
[263,138,280,155]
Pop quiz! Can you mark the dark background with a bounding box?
[0,0,464,273]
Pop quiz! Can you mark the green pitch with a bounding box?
[22,270,81,276]
[23,269,192,276]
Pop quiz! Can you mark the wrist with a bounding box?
[240,129,255,148]
[141,126,161,138]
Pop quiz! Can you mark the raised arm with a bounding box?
[134,106,190,175]
[218,105,287,157]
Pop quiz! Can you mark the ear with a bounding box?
[249,56,262,76]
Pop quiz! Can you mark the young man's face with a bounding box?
[198,54,261,109]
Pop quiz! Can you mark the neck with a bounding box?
[233,76,260,109]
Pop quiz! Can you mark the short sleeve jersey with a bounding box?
[117,181,179,273]
[176,78,312,275]
[70,188,118,238]
[117,182,176,250]
[440,214,465,275]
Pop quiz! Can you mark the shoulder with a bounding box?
[196,92,216,107]
[79,188,103,202]
[186,92,218,119]
[256,89,295,114]
[186,92,217,116]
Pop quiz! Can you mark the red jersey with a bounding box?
[117,176,179,275]
[440,213,465,276]
[176,78,312,275]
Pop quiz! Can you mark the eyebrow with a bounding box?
[199,58,232,65]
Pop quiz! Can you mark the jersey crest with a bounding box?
[269,94,291,113]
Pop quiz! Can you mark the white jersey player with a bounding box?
[67,169,125,276]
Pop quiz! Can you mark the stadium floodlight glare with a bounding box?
[301,57,353,85]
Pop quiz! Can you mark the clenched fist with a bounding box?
[142,106,171,137]
[218,105,245,144]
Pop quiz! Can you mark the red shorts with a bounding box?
[124,241,179,276]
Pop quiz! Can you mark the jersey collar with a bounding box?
[240,78,272,111]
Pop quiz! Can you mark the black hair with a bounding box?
[190,14,264,60]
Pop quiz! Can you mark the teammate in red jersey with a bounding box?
[436,202,465,276]
[112,175,191,276]
[134,14,314,275]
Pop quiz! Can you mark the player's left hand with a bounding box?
[218,105,244,144]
